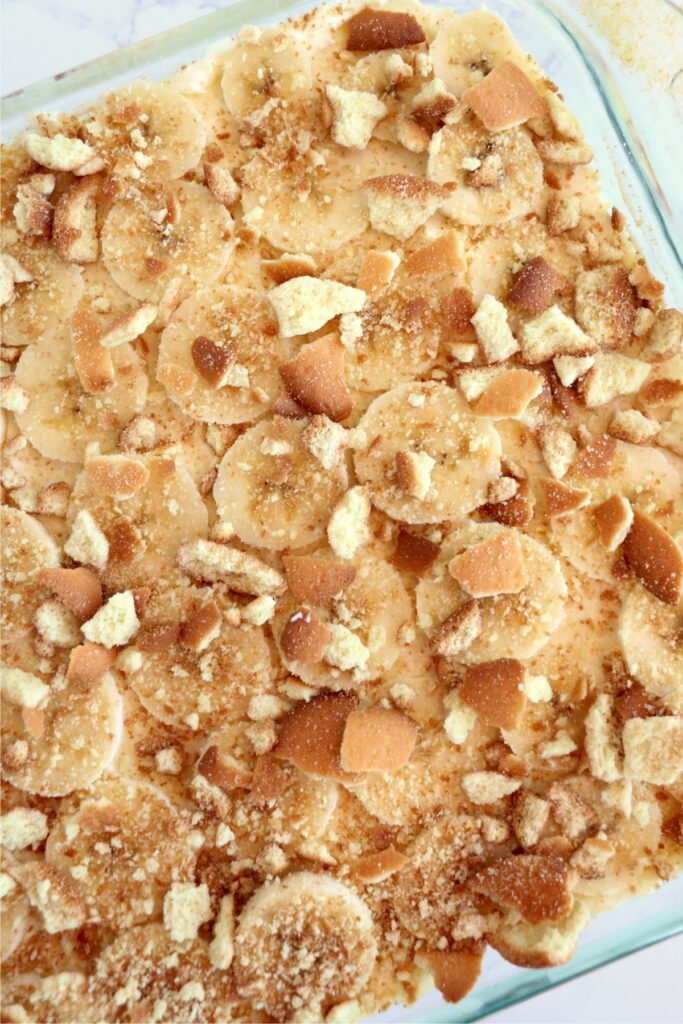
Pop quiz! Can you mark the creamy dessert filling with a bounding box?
[1,2,682,1022]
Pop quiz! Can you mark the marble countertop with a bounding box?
[1,2,681,1022]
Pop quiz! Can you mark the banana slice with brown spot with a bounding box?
[1,673,123,797]
[1,507,59,643]
[220,28,313,120]
[157,284,292,424]
[354,381,501,524]
[619,587,683,714]
[272,550,411,688]
[126,584,274,731]
[14,327,148,463]
[95,81,206,182]
[67,454,208,592]
[549,442,683,583]
[45,777,195,928]
[416,522,567,663]
[233,872,377,1019]
[428,114,544,226]
[88,922,236,1022]
[101,180,234,302]
[214,416,349,551]
[430,9,542,97]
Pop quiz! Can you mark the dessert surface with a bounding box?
[1,2,682,1021]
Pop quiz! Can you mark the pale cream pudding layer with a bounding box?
[1,2,682,1022]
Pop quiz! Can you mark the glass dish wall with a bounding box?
[2,1,682,1020]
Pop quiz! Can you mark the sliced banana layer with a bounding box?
[2,675,123,797]
[214,417,349,550]
[127,585,274,731]
[428,115,544,226]
[416,523,567,662]
[97,81,205,182]
[46,778,195,928]
[233,872,377,1018]
[354,382,501,524]
[348,732,480,827]
[88,923,236,1022]
[619,587,683,713]
[272,550,412,687]
[430,9,540,96]
[15,329,148,463]
[220,28,313,119]
[0,230,84,349]
[550,443,683,583]
[1,506,59,643]
[157,284,292,424]
[67,455,208,591]
[101,181,234,302]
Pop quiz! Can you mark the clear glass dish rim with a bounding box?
[2,0,682,1019]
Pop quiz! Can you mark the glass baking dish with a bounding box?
[2,1,682,1020]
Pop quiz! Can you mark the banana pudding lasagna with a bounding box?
[1,2,682,1021]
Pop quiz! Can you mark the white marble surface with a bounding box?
[1,2,682,1022]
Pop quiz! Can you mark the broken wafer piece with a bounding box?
[641,308,683,362]
[345,7,426,50]
[87,454,149,498]
[622,510,683,605]
[392,528,441,574]
[326,85,387,149]
[608,409,659,444]
[536,139,593,164]
[471,294,518,363]
[463,62,545,131]
[541,478,590,517]
[357,249,400,298]
[449,531,527,597]
[365,175,450,241]
[580,351,651,407]
[593,495,633,551]
[263,252,316,285]
[177,539,285,596]
[553,354,594,387]
[520,306,596,364]
[99,302,157,348]
[275,691,359,781]
[280,609,331,663]
[572,434,617,478]
[423,946,485,1006]
[404,231,462,276]
[190,335,239,388]
[507,257,564,314]
[23,131,96,172]
[39,567,102,623]
[283,555,356,605]
[53,177,100,264]
[430,601,482,658]
[473,368,543,418]
[340,706,418,772]
[354,847,408,883]
[537,423,577,480]
[622,717,683,785]
[203,162,240,206]
[459,658,527,730]
[268,276,364,337]
[280,333,352,422]
[66,642,116,688]
[470,854,573,924]
[395,449,436,501]
[71,308,114,394]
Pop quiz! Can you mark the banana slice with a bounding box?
[353,382,501,524]
[214,417,349,551]
[348,731,479,827]
[430,10,541,97]
[97,81,205,182]
[67,455,208,591]
[220,28,313,119]
[416,522,567,663]
[428,114,544,226]
[233,872,377,1018]
[88,923,236,1022]
[127,584,274,731]
[0,972,95,1024]
[619,587,683,713]
[157,284,292,424]
[1,675,123,797]
[46,778,195,928]
[0,228,84,350]
[101,180,234,302]
[1,506,59,643]
[550,442,683,583]
[272,550,411,687]
[14,329,148,463]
